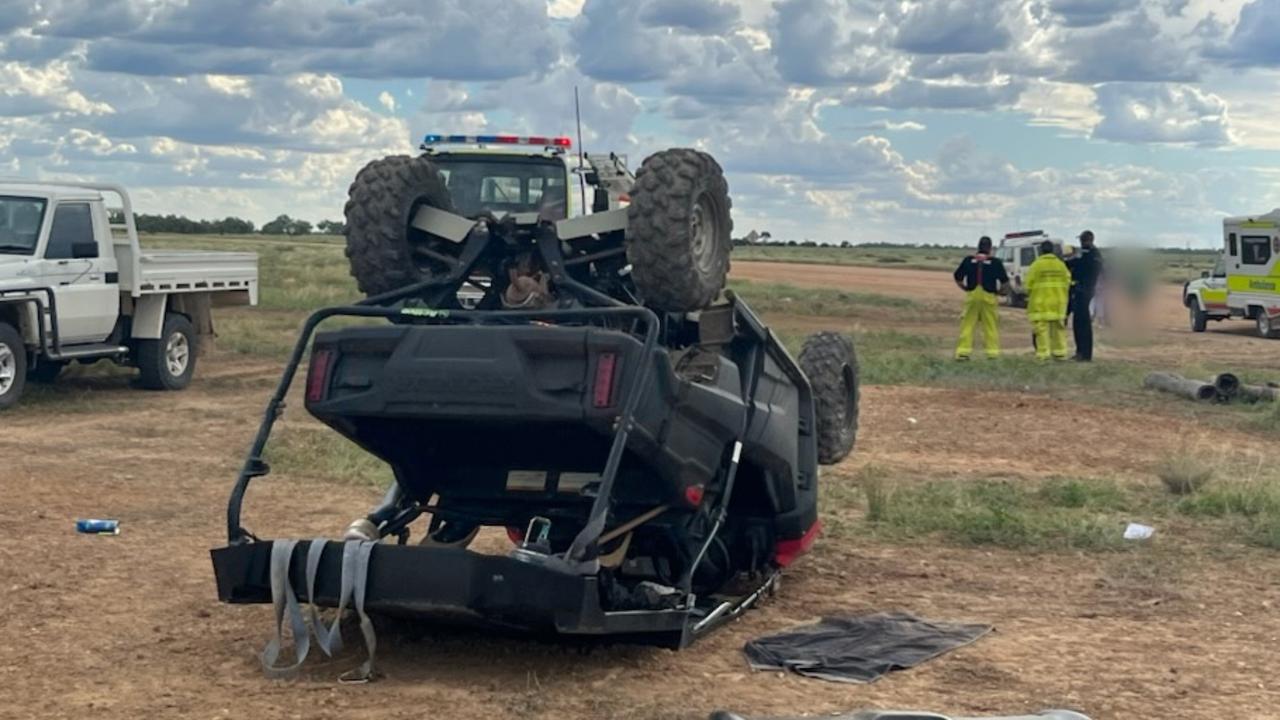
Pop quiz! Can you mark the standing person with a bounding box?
[1067,230,1103,361]
[953,236,1009,360]
[1025,239,1071,361]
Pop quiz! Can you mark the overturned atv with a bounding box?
[211,142,859,662]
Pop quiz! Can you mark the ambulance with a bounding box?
[1183,209,1280,338]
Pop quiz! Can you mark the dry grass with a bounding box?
[1154,451,1216,495]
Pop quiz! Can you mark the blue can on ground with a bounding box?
[76,519,120,535]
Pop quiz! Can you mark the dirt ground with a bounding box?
[3,262,1278,720]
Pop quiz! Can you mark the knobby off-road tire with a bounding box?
[0,322,28,411]
[344,155,455,297]
[137,313,197,391]
[626,149,733,313]
[799,332,860,465]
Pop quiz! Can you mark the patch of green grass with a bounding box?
[265,424,393,487]
[1177,479,1280,518]
[1250,402,1280,434]
[853,339,1149,390]
[1038,476,1129,510]
[856,476,1134,551]
[1166,456,1280,550]
[734,244,961,273]
[860,466,891,522]
[1249,516,1280,550]
[730,279,919,315]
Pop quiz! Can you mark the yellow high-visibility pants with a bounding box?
[1032,319,1068,360]
[955,288,1000,359]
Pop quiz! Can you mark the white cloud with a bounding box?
[859,120,927,132]
[890,0,1016,55]
[1091,83,1235,146]
[0,60,114,116]
[1053,8,1198,83]
[546,0,585,19]
[1206,0,1280,67]
[378,91,397,112]
[1015,80,1100,132]
[843,76,1025,111]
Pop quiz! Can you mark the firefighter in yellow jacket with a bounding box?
[953,236,1009,360]
[1024,239,1071,361]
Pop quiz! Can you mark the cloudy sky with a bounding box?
[2,0,1278,247]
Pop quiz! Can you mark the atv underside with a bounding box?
[211,148,859,655]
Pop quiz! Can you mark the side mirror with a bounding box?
[592,188,610,213]
[71,241,98,259]
[1201,270,1210,279]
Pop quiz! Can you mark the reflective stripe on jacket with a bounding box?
[1025,254,1071,322]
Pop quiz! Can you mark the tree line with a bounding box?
[122,212,346,236]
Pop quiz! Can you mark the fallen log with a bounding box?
[1213,373,1241,398]
[1237,383,1280,403]
[1144,372,1219,402]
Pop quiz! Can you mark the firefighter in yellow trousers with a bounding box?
[953,236,1009,360]
[1024,239,1071,361]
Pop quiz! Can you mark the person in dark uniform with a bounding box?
[1066,230,1103,361]
[952,236,1009,360]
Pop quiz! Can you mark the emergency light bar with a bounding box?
[422,134,572,148]
[1004,230,1045,239]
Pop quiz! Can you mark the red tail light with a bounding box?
[306,348,334,403]
[593,352,618,408]
[684,485,705,507]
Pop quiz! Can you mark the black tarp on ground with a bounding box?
[743,611,992,684]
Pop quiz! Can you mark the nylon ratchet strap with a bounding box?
[338,540,378,684]
[260,538,379,682]
[306,538,343,658]
[261,539,310,678]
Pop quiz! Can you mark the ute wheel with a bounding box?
[28,359,66,384]
[1189,302,1207,333]
[799,332,860,465]
[626,149,733,312]
[137,313,197,391]
[0,323,28,411]
[344,155,457,297]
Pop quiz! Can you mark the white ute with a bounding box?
[0,181,259,409]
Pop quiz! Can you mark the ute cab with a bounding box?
[420,134,633,220]
[422,134,576,222]
[415,134,635,308]
[995,230,1069,307]
[0,182,258,409]
[1184,211,1280,338]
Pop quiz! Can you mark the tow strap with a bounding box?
[261,538,378,682]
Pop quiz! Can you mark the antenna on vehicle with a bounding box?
[574,85,588,214]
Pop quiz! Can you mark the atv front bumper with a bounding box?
[211,540,692,648]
